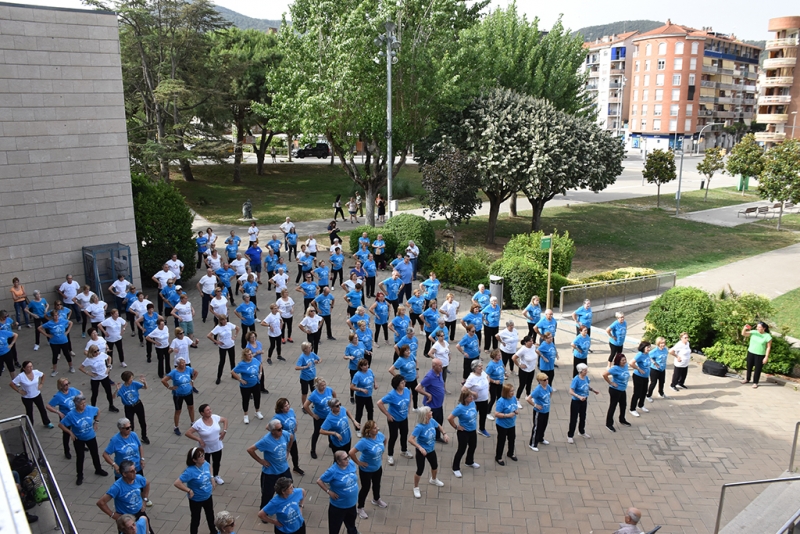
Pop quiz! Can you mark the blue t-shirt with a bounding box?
[393,356,417,382]
[395,335,418,361]
[380,388,410,421]
[352,369,375,398]
[356,328,373,351]
[650,347,668,371]
[421,279,440,300]
[320,460,359,509]
[382,278,402,300]
[572,334,591,359]
[274,409,298,437]
[0,330,14,356]
[242,281,258,297]
[358,236,371,248]
[330,254,344,271]
[608,320,628,346]
[573,306,593,328]
[254,430,291,475]
[299,255,313,272]
[531,383,552,413]
[314,267,330,286]
[570,374,591,401]
[482,304,501,328]
[391,316,410,342]
[419,370,445,409]
[296,352,319,382]
[168,367,194,397]
[395,262,413,284]
[429,325,449,342]
[264,254,279,272]
[373,301,389,325]
[314,294,334,316]
[344,342,366,371]
[196,235,208,253]
[462,312,483,332]
[321,408,351,447]
[372,239,385,255]
[48,387,81,415]
[363,260,377,277]
[141,312,158,336]
[236,302,256,326]
[411,419,438,453]
[407,295,424,315]
[267,240,282,254]
[451,401,478,432]
[633,351,651,378]
[179,462,213,502]
[354,249,370,263]
[345,291,362,309]
[105,432,142,472]
[216,268,235,288]
[246,245,262,265]
[262,488,305,534]
[233,359,260,388]
[43,319,69,345]
[422,308,439,333]
[524,303,541,324]
[106,475,146,514]
[535,317,557,338]
[354,433,385,472]
[287,233,298,246]
[485,360,505,383]
[225,244,239,259]
[308,387,334,419]
[495,396,517,428]
[61,406,99,441]
[458,334,480,359]
[28,298,48,318]
[117,381,144,406]
[607,365,630,391]
[472,290,490,309]
[226,235,241,248]
[123,292,137,312]
[538,341,557,371]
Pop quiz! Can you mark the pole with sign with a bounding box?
[541,234,553,309]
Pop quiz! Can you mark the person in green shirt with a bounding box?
[741,322,772,388]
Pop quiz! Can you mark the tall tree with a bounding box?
[696,147,726,201]
[759,139,800,231]
[270,0,487,226]
[727,133,765,194]
[642,149,677,208]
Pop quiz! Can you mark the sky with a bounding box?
[10,0,799,40]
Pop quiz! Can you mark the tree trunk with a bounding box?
[529,198,547,232]
[509,192,518,217]
[232,111,245,184]
[777,204,783,231]
[253,127,272,176]
[179,158,194,182]
[656,185,661,208]
[364,184,378,228]
[330,150,335,166]
[485,194,502,245]
[287,135,293,162]
[157,115,170,182]
[703,176,712,201]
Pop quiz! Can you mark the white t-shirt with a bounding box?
[672,341,691,368]
[59,281,80,304]
[406,245,420,259]
[192,415,224,453]
[248,226,259,242]
[170,336,193,365]
[86,302,107,323]
[206,255,222,271]
[515,345,539,372]
[440,301,460,322]
[173,302,193,322]
[207,233,217,247]
[75,291,95,310]
[430,341,450,367]
[263,313,282,337]
[299,315,323,333]
[128,299,151,319]
[464,372,489,402]
[280,221,295,234]
[82,356,109,380]
[498,328,520,354]
[148,326,170,349]
[13,371,43,398]
[230,258,248,276]
[100,317,126,342]
[271,274,289,293]
[211,323,237,349]
[330,243,342,254]
[277,298,294,319]
[306,239,317,253]
[85,336,108,356]
[343,280,357,293]
[198,275,217,295]
[110,280,130,298]
[238,273,252,284]
[153,270,176,289]
[210,297,228,318]
[166,259,184,280]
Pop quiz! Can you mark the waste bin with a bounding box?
[737,176,750,192]
[489,275,504,308]
[700,180,705,190]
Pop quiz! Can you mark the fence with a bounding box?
[559,272,677,314]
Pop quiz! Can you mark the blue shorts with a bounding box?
[252,263,262,273]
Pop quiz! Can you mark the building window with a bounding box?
[675,41,684,54]
[670,104,679,116]
[646,43,652,56]
[645,60,651,71]
[642,90,649,101]
[655,89,663,101]
[634,76,639,87]
[685,118,692,131]
[657,59,666,70]
[635,61,640,72]
[688,74,695,85]
[673,74,681,85]
[632,105,637,116]
[656,74,664,86]
[644,74,650,86]
[642,104,648,115]
[686,104,693,116]
[654,104,662,116]
[674,58,683,70]
[672,89,680,101]
[690,58,697,70]
[669,119,677,132]
[653,119,661,131]
[633,90,638,101]
[641,119,647,129]
[691,42,699,54]
[658,42,666,55]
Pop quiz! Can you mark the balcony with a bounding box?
[743,85,756,92]
[586,84,599,91]
[745,71,759,80]
[702,65,718,74]
[609,68,625,76]
[713,111,740,119]
[763,57,797,69]
[700,80,716,88]
[607,96,621,103]
[700,95,716,103]
[588,70,600,78]
[608,82,621,89]
[759,94,792,105]
[760,76,795,87]
[743,98,757,105]
[756,113,789,123]
[755,132,787,142]
[766,37,799,50]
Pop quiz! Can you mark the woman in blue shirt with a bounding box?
[421,299,440,355]
[25,290,49,350]
[295,342,320,407]
[630,341,652,417]
[363,254,377,299]
[570,326,592,378]
[231,348,263,423]
[286,228,298,262]
[647,337,669,400]
[526,373,552,451]
[408,406,449,499]
[522,295,541,342]
[161,358,198,436]
[320,399,360,455]
[57,394,107,485]
[389,305,410,345]
[344,284,363,317]
[376,375,412,466]
[350,359,376,429]
[389,346,419,410]
[602,353,631,432]
[39,310,74,376]
[47,377,83,458]
[348,420,388,518]
[115,371,150,444]
[406,289,425,334]
[344,334,366,403]
[460,303,484,347]
[485,349,505,416]
[456,325,481,383]
[274,398,304,476]
[481,296,501,352]
[447,389,479,478]
[567,363,599,444]
[537,332,558,389]
[317,451,359,534]
[605,312,628,367]
[368,293,390,346]
[174,447,216,534]
[302,377,336,460]
[259,477,306,534]
[493,383,519,464]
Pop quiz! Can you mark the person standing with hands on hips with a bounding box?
[669,332,691,392]
[606,312,627,368]
[317,451,360,534]
[741,322,772,389]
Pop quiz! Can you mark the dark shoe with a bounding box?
[679,384,688,389]
[267,359,273,365]
[76,477,83,486]
[26,513,38,523]
[495,458,505,466]
[142,437,150,445]
[15,361,21,369]
[174,427,182,436]
[350,398,355,404]
[277,356,286,362]
[606,425,616,432]
[147,357,152,363]
[109,405,120,413]
[95,469,109,476]
[192,387,200,394]
[215,378,221,385]
[620,421,631,427]
[261,389,270,394]
[293,466,305,475]
[328,336,337,341]
[310,451,318,459]
[507,454,518,462]
[65,450,72,460]
[670,386,679,392]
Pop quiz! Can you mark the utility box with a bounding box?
[489,275,504,308]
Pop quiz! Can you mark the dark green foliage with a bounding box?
[383,214,436,263]
[502,231,576,277]
[573,20,663,42]
[642,149,677,208]
[644,286,715,346]
[423,250,456,285]
[347,226,399,258]
[452,252,492,290]
[702,342,746,371]
[705,337,800,376]
[712,291,774,345]
[550,273,571,307]
[489,256,547,309]
[131,174,197,285]
[213,5,280,31]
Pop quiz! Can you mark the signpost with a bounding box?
[541,235,553,309]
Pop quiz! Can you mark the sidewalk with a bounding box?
[677,200,778,227]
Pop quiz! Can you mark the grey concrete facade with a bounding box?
[0,2,140,311]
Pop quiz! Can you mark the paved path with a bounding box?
[677,201,779,227]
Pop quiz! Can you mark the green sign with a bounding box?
[540,236,551,250]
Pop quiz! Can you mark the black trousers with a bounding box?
[745,351,765,384]
[217,347,235,380]
[462,358,473,381]
[354,396,373,424]
[517,369,535,399]
[648,369,666,397]
[124,401,147,439]
[488,382,503,413]
[33,317,44,345]
[445,320,456,341]
[475,399,489,432]
[432,406,444,442]
[530,411,549,447]
[568,399,587,438]
[204,450,222,477]
[365,277,376,298]
[606,387,628,427]
[631,374,648,409]
[50,343,72,365]
[90,378,114,407]
[107,340,125,363]
[188,496,215,534]
[327,504,358,534]
[321,315,333,338]
[671,366,688,388]
[357,468,382,508]
[374,323,388,342]
[609,342,623,361]
[22,394,50,426]
[484,326,499,351]
[268,336,281,359]
[387,418,408,455]
[311,417,323,454]
[281,317,293,340]
[331,269,343,287]
[240,384,261,412]
[241,324,256,348]
[156,347,169,378]
[501,351,514,372]
[75,436,103,477]
[543,369,555,389]
[496,425,516,459]
[452,429,477,471]
[201,293,212,321]
[260,469,292,508]
[307,330,321,354]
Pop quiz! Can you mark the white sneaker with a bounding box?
[529,445,538,452]
[429,477,444,487]
[541,440,549,445]
[640,407,650,413]
[50,371,58,377]
[357,508,368,519]
[144,498,153,507]
[580,433,592,439]
[214,476,224,485]
[69,367,75,373]
[568,437,574,444]
[486,414,495,421]
[630,410,640,417]
[243,415,249,424]
[453,470,462,478]
[255,411,264,420]
[121,362,128,368]
[401,450,413,459]
[517,402,522,409]
[387,456,395,466]
[413,487,421,498]
[551,388,558,392]
[467,462,480,469]
[33,344,39,351]
[356,431,362,438]
[646,397,654,403]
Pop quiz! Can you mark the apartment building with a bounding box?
[583,31,638,137]
[756,17,800,145]
[627,20,760,151]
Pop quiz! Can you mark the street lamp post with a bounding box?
[375,22,400,221]
[792,111,798,140]
[695,122,724,155]
[675,136,687,215]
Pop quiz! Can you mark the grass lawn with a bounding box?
[432,202,800,279]
[608,186,761,213]
[773,287,800,338]
[173,163,424,225]
[754,212,800,232]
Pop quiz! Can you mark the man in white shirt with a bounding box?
[58,274,82,327]
[151,264,177,315]
[279,217,295,252]
[166,254,185,281]
[613,507,644,534]
[196,268,218,323]
[405,240,420,281]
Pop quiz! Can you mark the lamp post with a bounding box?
[675,136,687,215]
[375,22,400,220]
[792,111,798,140]
[695,122,724,155]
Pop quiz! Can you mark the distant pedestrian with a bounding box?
[333,195,345,221]
[741,322,772,388]
[270,145,277,163]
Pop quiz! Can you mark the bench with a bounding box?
[785,202,797,212]
[737,206,758,218]
[755,206,772,218]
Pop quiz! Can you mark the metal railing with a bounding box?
[789,421,800,472]
[558,272,676,314]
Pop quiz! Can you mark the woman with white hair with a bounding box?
[481,296,501,353]
[567,363,599,444]
[496,320,520,375]
[439,293,460,342]
[407,406,448,498]
[464,359,491,438]
[605,312,628,368]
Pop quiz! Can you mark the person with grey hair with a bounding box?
[58,394,107,485]
[214,510,235,534]
[116,513,148,534]
[320,398,360,454]
[96,459,151,530]
[407,406,448,498]
[317,451,359,534]
[464,359,491,438]
[248,419,294,508]
[496,320,520,374]
[571,299,593,336]
[481,296,501,353]
[567,363,600,444]
[259,477,306,534]
[102,417,146,485]
[614,507,643,533]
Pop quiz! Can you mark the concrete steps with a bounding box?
[720,472,800,534]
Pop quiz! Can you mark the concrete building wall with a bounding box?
[0,2,140,312]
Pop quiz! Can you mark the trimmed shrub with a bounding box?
[489,256,547,309]
[424,250,456,284]
[452,252,491,290]
[347,225,399,257]
[644,286,715,346]
[383,213,436,263]
[703,341,746,371]
[502,230,575,277]
[581,267,657,283]
[131,174,197,285]
[705,337,800,376]
[711,291,774,345]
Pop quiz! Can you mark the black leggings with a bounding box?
[107,340,125,363]
[414,449,438,476]
[240,384,261,412]
[357,468,382,508]
[1,348,16,373]
[365,277,376,298]
[124,401,148,439]
[204,450,222,477]
[452,429,477,471]
[268,336,281,359]
[331,269,343,288]
[745,351,765,384]
[648,369,666,397]
[321,315,333,338]
[387,418,408,455]
[307,330,321,354]
[475,399,489,432]
[631,374,648,409]
[488,382,503,413]
[496,425,516,459]
[188,496,215,534]
[241,324,255,348]
[155,347,169,378]
[462,358,474,381]
[75,437,103,477]
[501,351,514,372]
[374,324,388,342]
[289,439,300,469]
[90,377,114,407]
[21,394,50,426]
[671,366,688,388]
[606,387,628,427]
[406,379,419,409]
[530,410,549,447]
[311,417,324,454]
[281,317,293,340]
[517,369,535,399]
[484,326,499,351]
[327,503,357,534]
[568,399,587,438]
[354,396,373,424]
[217,347,235,380]
[50,343,72,365]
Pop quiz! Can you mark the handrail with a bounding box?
[776,506,800,534]
[789,421,800,472]
[713,476,800,534]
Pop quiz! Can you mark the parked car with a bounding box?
[292,143,330,159]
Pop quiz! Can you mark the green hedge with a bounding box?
[347,225,400,258]
[705,337,800,375]
[644,286,715,346]
[581,267,657,283]
[383,213,436,263]
[489,256,548,309]
[502,230,575,277]
[712,292,773,345]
